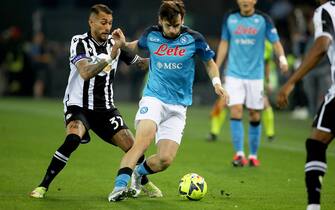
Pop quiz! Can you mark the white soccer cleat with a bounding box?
[128,169,142,198]
[108,187,128,202]
[30,186,47,198]
[142,181,163,198]
[306,204,320,210]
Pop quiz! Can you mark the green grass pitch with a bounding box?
[0,98,334,210]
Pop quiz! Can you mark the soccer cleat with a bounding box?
[206,133,218,142]
[267,135,275,142]
[30,186,47,198]
[249,157,260,167]
[306,204,320,210]
[128,169,142,198]
[232,155,248,167]
[142,181,163,198]
[108,187,128,202]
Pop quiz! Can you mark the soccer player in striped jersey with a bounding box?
[30,4,160,199]
[277,1,335,209]
[107,0,229,202]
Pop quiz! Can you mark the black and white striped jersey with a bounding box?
[63,32,139,111]
[314,1,335,95]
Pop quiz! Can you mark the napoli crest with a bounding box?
[179,36,188,44]
[140,106,148,114]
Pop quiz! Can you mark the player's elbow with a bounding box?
[79,72,91,81]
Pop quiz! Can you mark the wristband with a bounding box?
[105,57,113,64]
[212,77,221,86]
[279,55,288,66]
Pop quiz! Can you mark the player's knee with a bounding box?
[66,120,86,137]
[249,110,261,121]
[158,154,174,169]
[310,129,334,144]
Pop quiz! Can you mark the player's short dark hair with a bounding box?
[90,4,113,16]
[159,0,185,21]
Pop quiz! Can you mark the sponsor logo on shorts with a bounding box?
[65,113,72,121]
[140,106,148,114]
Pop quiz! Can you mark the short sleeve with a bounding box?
[194,33,215,61]
[70,36,89,65]
[221,14,230,41]
[138,27,153,50]
[314,8,334,41]
[263,14,280,43]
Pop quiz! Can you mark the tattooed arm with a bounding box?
[75,41,121,81]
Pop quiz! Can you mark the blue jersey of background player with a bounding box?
[138,25,214,106]
[222,9,279,79]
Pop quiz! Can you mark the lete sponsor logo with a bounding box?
[154,44,186,56]
[234,25,258,35]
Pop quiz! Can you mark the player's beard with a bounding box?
[163,31,180,39]
[99,32,109,42]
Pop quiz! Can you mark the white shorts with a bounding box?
[225,76,264,110]
[135,96,187,144]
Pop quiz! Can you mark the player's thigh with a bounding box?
[311,94,335,144]
[245,79,264,110]
[64,106,90,138]
[156,104,187,145]
[90,108,129,146]
[225,76,245,106]
[134,96,164,129]
[112,129,135,152]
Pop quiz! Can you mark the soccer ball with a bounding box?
[178,173,207,201]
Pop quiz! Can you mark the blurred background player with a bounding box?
[213,0,288,167]
[207,40,277,142]
[108,0,228,202]
[277,0,335,209]
[30,4,160,199]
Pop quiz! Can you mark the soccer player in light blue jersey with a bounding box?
[216,0,288,167]
[107,0,229,202]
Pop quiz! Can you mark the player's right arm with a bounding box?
[215,40,229,70]
[277,6,333,108]
[276,36,331,108]
[75,59,110,81]
[70,36,121,81]
[216,13,230,75]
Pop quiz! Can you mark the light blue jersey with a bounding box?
[221,10,279,79]
[138,25,215,106]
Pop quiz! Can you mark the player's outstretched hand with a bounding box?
[276,83,294,109]
[280,62,289,75]
[214,85,229,106]
[112,28,126,47]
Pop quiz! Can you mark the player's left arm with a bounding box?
[263,13,289,74]
[119,49,149,71]
[272,41,289,74]
[276,36,331,108]
[203,59,229,105]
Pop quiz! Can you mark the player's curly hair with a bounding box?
[159,0,185,21]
